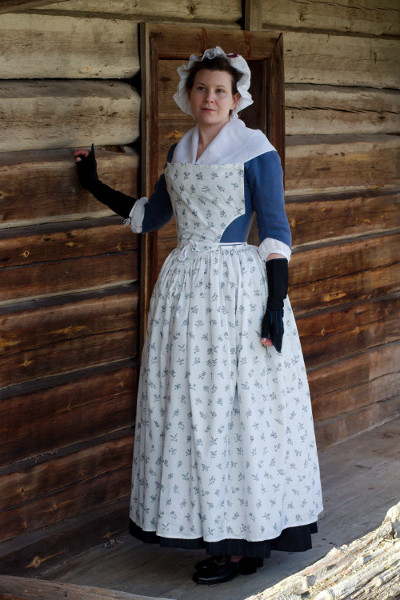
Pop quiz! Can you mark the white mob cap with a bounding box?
[173,46,253,119]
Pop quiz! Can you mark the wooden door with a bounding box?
[139,23,285,343]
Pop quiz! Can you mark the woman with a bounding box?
[75,47,323,585]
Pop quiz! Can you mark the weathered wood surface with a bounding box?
[285,134,400,194]
[0,148,138,227]
[299,294,400,368]
[0,81,139,152]
[289,232,400,313]
[0,250,138,303]
[156,222,177,274]
[284,31,400,89]
[144,23,278,60]
[315,394,400,450]
[245,0,262,31]
[0,434,133,542]
[0,219,137,267]
[0,575,166,600]
[0,286,137,357]
[0,219,139,303]
[2,12,399,89]
[287,188,400,247]
[259,0,400,36]
[1,327,137,388]
[0,434,131,511]
[309,341,400,423]
[285,85,400,135]
[0,0,70,12]
[0,13,139,79]
[35,0,242,24]
[0,362,137,465]
[246,502,400,600]
[0,287,138,387]
[0,498,129,575]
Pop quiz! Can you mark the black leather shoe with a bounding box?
[192,556,262,585]
[195,555,225,571]
[195,555,263,571]
[192,556,240,584]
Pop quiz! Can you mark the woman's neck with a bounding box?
[196,119,229,161]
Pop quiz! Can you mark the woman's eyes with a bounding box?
[196,86,226,94]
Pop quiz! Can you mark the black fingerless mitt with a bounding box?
[261,258,289,352]
[76,144,135,219]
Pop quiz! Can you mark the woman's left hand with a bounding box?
[261,308,284,352]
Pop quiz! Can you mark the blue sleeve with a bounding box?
[142,145,176,233]
[244,151,291,248]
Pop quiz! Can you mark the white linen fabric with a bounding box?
[129,161,323,543]
[172,119,274,165]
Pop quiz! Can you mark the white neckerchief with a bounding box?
[172,119,275,165]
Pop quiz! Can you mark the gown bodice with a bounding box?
[164,162,246,245]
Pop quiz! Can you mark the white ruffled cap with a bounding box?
[173,47,253,119]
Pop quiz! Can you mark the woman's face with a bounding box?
[189,69,239,128]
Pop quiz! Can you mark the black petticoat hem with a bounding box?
[129,519,318,559]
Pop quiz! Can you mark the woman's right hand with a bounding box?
[74,148,90,162]
[74,143,99,190]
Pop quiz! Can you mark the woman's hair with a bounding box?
[185,56,241,95]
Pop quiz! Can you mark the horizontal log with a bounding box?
[299,294,400,369]
[259,0,400,36]
[289,232,400,312]
[0,81,139,152]
[0,148,139,227]
[0,460,132,542]
[0,218,137,268]
[0,434,132,510]
[35,0,242,24]
[315,394,400,449]
[284,31,400,89]
[0,287,139,387]
[0,436,133,542]
[0,251,138,304]
[287,188,400,247]
[0,0,70,12]
[0,575,164,600]
[0,499,129,576]
[285,134,400,194]
[285,85,400,136]
[309,341,400,423]
[0,286,137,357]
[1,329,138,388]
[0,13,139,79]
[0,363,138,465]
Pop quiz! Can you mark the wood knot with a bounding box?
[186,1,197,16]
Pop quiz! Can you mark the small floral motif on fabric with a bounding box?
[130,162,323,543]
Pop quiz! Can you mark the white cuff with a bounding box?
[124,197,148,233]
[258,237,291,262]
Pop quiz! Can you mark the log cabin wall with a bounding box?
[0,0,243,573]
[0,0,399,573]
